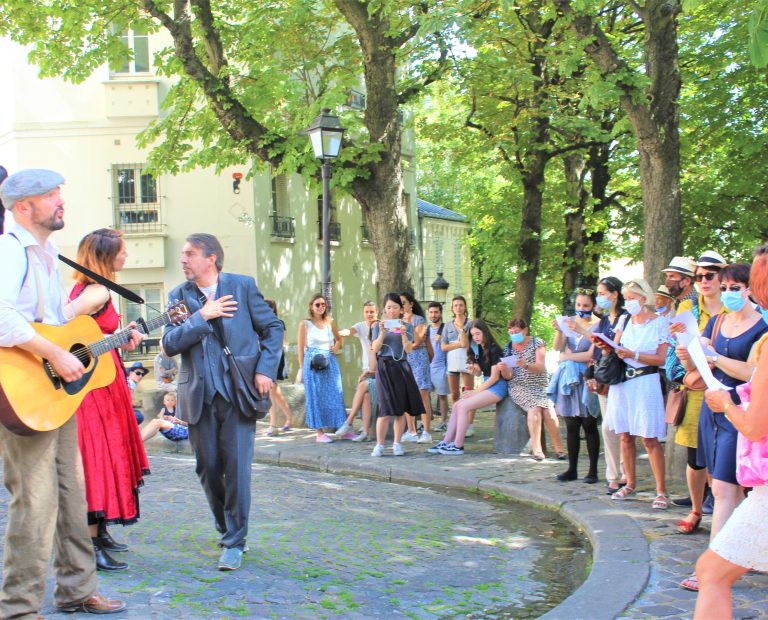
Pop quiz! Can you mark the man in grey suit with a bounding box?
[163,233,284,571]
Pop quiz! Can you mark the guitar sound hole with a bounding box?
[70,344,91,369]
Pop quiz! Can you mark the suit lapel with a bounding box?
[217,273,232,342]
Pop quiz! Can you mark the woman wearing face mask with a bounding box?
[501,319,565,460]
[427,320,505,455]
[589,276,628,493]
[669,251,727,539]
[675,263,767,591]
[550,289,601,482]
[600,279,670,509]
[655,285,675,317]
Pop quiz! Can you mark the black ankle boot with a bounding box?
[92,538,128,571]
[556,470,578,482]
[97,524,128,552]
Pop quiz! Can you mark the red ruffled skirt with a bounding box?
[76,349,150,525]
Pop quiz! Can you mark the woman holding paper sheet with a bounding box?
[677,264,766,587]
[670,253,727,537]
[693,244,768,619]
[551,289,601,483]
[600,279,670,509]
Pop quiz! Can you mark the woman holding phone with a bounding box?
[370,293,425,457]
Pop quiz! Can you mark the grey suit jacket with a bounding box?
[162,272,284,425]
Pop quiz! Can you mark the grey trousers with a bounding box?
[189,394,256,550]
[0,416,97,620]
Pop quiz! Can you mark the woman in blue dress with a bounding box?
[297,294,347,443]
[400,291,433,444]
[677,263,768,591]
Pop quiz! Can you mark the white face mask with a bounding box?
[625,299,643,316]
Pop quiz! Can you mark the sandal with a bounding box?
[676,511,702,534]
[280,424,291,432]
[531,453,545,462]
[652,493,670,510]
[680,574,699,592]
[611,485,635,500]
[265,427,278,437]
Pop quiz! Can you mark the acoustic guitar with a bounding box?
[0,302,189,435]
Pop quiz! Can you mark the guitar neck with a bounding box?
[88,313,170,358]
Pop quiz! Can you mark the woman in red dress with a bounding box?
[68,228,149,571]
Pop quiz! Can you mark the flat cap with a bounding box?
[0,168,65,209]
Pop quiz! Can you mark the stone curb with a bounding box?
[251,446,649,620]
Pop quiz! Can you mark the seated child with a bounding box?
[140,391,189,442]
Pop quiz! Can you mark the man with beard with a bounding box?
[162,233,283,571]
[662,256,697,315]
[427,301,450,432]
[0,169,126,617]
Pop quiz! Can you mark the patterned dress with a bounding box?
[405,314,432,391]
[505,337,549,410]
[302,320,347,430]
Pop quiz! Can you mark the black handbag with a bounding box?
[593,351,626,385]
[310,352,329,371]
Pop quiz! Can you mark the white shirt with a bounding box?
[0,224,70,347]
[353,321,374,371]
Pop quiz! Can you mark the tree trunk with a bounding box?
[586,135,611,273]
[556,0,682,288]
[336,0,413,296]
[561,151,589,312]
[512,150,547,324]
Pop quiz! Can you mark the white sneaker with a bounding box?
[352,431,368,442]
[400,431,419,443]
[371,444,384,457]
[417,432,432,444]
[392,442,404,456]
[335,422,351,437]
[464,424,475,438]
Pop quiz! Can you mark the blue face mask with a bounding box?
[625,299,643,316]
[655,306,667,315]
[575,310,593,319]
[470,342,480,355]
[721,291,747,312]
[509,332,525,344]
[595,295,612,310]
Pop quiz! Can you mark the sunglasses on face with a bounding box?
[695,272,718,282]
[720,284,745,293]
[313,302,326,308]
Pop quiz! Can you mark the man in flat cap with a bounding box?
[0,169,126,616]
[662,256,697,314]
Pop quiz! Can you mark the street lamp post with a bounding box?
[306,108,344,311]
[430,272,450,305]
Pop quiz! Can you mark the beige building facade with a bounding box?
[1,34,469,403]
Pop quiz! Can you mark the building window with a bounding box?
[111,26,151,75]
[270,173,294,239]
[453,245,463,294]
[121,284,163,359]
[317,193,340,242]
[113,164,161,232]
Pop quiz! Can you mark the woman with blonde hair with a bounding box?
[598,279,670,509]
[68,228,149,571]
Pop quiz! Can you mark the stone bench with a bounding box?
[494,397,531,454]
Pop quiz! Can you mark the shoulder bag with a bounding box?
[735,334,768,486]
[593,350,626,385]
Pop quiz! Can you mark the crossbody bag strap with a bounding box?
[194,286,230,355]
[711,312,726,344]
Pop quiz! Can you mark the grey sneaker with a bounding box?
[400,431,419,443]
[218,546,243,571]
[335,422,351,436]
[371,444,385,457]
[434,422,448,432]
[417,431,432,444]
[352,431,368,442]
[427,440,447,454]
[392,442,404,456]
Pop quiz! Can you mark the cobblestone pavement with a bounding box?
[0,455,588,619]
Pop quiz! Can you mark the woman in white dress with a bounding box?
[599,279,670,509]
[695,242,768,619]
